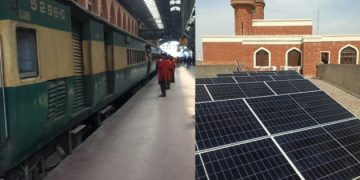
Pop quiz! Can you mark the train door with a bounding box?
[0,38,8,144]
[71,19,88,112]
[104,32,113,94]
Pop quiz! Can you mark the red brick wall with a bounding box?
[234,5,254,35]
[302,42,321,77]
[320,42,360,64]
[203,41,360,78]
[203,42,302,69]
[252,26,313,35]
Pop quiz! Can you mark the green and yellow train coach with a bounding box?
[0,0,160,178]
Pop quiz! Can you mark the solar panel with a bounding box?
[196,155,207,180]
[217,74,235,77]
[206,84,246,101]
[249,72,277,76]
[233,72,249,76]
[324,119,360,160]
[290,91,354,124]
[196,78,213,85]
[246,95,317,134]
[199,139,300,180]
[277,70,298,75]
[212,77,236,84]
[195,100,267,150]
[288,74,304,80]
[266,81,299,94]
[196,85,212,103]
[271,75,290,81]
[195,70,360,179]
[276,127,360,179]
[254,75,274,82]
[289,79,319,92]
[234,76,256,83]
[238,82,274,97]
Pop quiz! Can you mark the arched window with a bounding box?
[110,3,116,24]
[287,49,301,66]
[117,9,122,27]
[128,18,131,32]
[123,14,127,29]
[90,0,100,15]
[340,46,357,64]
[255,49,270,67]
[100,0,108,19]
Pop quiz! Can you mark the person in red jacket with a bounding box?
[170,57,176,83]
[157,55,168,97]
[164,56,173,89]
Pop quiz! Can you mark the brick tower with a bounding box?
[231,0,256,35]
[253,0,265,19]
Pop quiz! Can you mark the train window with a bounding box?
[16,28,39,78]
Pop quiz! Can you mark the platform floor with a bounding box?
[45,67,195,180]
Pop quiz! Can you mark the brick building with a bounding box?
[202,0,360,77]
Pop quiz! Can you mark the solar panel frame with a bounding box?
[275,127,360,180]
[288,79,320,92]
[196,78,214,85]
[211,77,236,84]
[233,72,250,76]
[196,155,208,180]
[217,74,236,77]
[238,82,275,98]
[234,76,257,83]
[324,119,360,160]
[288,74,304,80]
[290,91,354,124]
[195,99,268,150]
[196,85,213,103]
[249,72,277,76]
[206,84,246,101]
[271,75,290,81]
[199,139,301,180]
[266,81,300,95]
[254,75,274,82]
[245,95,318,134]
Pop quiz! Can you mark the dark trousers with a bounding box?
[160,81,166,95]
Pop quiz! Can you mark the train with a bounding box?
[0,0,161,179]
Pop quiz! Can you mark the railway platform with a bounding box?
[44,67,195,180]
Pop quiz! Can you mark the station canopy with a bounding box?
[118,0,195,46]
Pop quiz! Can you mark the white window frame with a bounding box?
[285,47,302,70]
[16,27,40,79]
[338,44,359,64]
[320,51,331,64]
[253,47,271,68]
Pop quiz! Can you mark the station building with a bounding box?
[202,0,360,77]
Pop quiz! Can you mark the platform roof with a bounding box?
[118,0,195,44]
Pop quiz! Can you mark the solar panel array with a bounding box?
[195,71,360,180]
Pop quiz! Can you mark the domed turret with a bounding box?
[231,0,256,8]
[231,0,256,35]
[254,0,265,19]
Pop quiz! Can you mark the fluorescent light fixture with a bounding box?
[144,0,164,29]
[170,0,181,5]
[170,7,181,12]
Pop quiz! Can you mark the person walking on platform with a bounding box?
[170,56,176,83]
[164,56,173,89]
[156,55,168,97]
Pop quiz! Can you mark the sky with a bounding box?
[196,0,360,59]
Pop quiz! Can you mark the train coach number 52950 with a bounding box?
[30,0,66,20]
